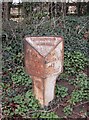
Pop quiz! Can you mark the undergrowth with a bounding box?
[2,15,89,118]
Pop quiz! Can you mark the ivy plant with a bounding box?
[55,85,68,98]
[69,89,88,105]
[31,112,59,119]
[11,66,32,86]
[63,105,73,116]
[64,51,88,75]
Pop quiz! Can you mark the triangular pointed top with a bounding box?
[25,36,63,57]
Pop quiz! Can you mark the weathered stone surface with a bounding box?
[24,36,64,107]
[31,76,44,106]
[24,40,45,78]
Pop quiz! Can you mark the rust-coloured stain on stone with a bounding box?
[24,36,64,107]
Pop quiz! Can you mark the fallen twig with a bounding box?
[74,101,89,108]
[78,20,89,34]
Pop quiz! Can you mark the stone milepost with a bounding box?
[24,36,64,107]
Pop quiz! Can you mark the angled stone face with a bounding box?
[24,36,64,107]
[45,41,64,77]
[24,40,45,78]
